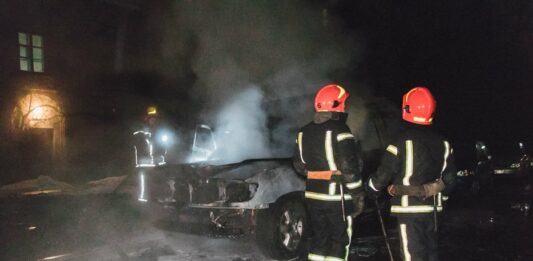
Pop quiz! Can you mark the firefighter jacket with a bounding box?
[293,112,363,206]
[132,117,169,168]
[368,124,456,217]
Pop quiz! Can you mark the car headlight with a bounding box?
[225,182,258,203]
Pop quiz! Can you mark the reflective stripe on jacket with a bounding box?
[292,112,363,203]
[368,125,456,216]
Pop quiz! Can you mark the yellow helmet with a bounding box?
[147,105,157,115]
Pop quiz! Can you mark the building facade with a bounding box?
[0,0,146,183]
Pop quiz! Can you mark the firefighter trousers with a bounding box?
[307,203,352,261]
[397,215,438,261]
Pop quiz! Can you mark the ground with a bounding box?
[1,175,532,261]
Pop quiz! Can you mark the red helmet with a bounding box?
[314,84,350,112]
[402,87,436,125]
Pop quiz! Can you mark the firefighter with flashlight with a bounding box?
[366,87,456,261]
[133,105,176,203]
[133,105,169,167]
[293,84,364,261]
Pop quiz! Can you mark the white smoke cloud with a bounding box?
[210,86,271,163]
[147,0,367,161]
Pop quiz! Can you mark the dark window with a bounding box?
[18,33,44,72]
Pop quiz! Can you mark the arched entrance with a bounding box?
[11,89,65,159]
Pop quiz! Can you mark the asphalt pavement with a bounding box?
[1,177,533,261]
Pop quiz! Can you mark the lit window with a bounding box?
[18,33,44,72]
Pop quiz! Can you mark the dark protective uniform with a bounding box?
[133,115,169,202]
[293,112,364,261]
[368,125,456,261]
[474,141,493,193]
[519,143,532,176]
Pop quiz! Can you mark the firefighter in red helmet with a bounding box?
[367,87,456,261]
[293,84,365,261]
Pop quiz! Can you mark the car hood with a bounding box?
[211,159,292,180]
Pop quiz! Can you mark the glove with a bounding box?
[387,184,397,196]
[423,179,445,198]
[351,194,365,218]
[365,182,381,200]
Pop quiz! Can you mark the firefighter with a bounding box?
[133,105,167,167]
[366,87,456,261]
[518,142,531,176]
[293,84,365,261]
[474,141,493,194]
[133,105,174,202]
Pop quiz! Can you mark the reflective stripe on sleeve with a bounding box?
[386,145,398,155]
[325,256,345,261]
[325,131,338,171]
[298,132,305,164]
[305,191,353,201]
[441,141,450,174]
[391,205,443,213]
[308,253,326,261]
[368,178,379,191]
[336,132,354,142]
[346,180,362,189]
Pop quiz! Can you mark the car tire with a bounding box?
[256,195,309,260]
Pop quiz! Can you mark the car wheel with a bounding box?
[256,195,308,260]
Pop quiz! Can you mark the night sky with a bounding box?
[331,1,531,146]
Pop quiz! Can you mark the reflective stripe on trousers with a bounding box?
[398,217,439,261]
[400,223,412,261]
[307,215,352,261]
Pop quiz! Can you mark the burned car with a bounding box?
[136,157,396,260]
[132,97,401,260]
[134,129,311,259]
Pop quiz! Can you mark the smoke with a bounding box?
[147,0,365,161]
[210,86,271,162]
